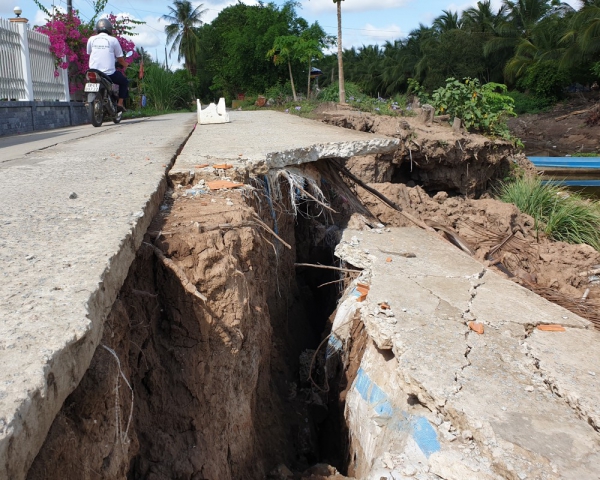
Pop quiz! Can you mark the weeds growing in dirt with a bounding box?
[498,176,600,250]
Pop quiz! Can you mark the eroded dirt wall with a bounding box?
[27,189,317,480]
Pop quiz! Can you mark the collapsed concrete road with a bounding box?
[333,228,600,479]
[0,111,399,480]
[2,109,599,479]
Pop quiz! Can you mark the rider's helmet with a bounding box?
[96,18,113,35]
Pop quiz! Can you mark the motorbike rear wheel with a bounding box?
[89,95,103,127]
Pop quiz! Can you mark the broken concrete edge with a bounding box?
[168,137,401,187]
[0,127,196,480]
[333,228,600,479]
[258,138,400,173]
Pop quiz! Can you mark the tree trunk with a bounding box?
[288,59,297,102]
[337,1,345,104]
[307,58,312,100]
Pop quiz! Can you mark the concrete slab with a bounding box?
[336,227,600,479]
[171,110,400,185]
[0,113,196,480]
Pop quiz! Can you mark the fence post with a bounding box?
[9,17,33,101]
[61,57,71,102]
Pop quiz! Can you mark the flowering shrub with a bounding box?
[35,11,139,94]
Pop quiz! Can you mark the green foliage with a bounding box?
[142,65,193,111]
[507,90,553,114]
[265,81,294,104]
[517,60,570,101]
[431,78,516,138]
[593,62,600,77]
[498,176,600,250]
[318,81,363,102]
[407,78,430,104]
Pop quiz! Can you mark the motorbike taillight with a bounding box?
[86,72,98,82]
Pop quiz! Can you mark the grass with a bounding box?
[568,152,600,157]
[498,176,600,250]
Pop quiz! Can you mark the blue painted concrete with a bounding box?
[353,367,441,458]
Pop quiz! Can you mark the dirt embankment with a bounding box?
[508,95,600,155]
[323,110,600,311]
[27,185,350,480]
[321,110,534,197]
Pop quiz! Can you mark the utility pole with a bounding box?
[67,0,72,15]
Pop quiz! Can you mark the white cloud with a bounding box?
[303,0,413,15]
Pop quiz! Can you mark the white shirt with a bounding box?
[87,33,123,75]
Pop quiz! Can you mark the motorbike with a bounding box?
[84,52,132,127]
[84,69,122,127]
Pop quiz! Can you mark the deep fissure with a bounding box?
[27,163,357,480]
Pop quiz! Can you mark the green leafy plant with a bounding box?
[407,78,430,104]
[516,61,570,102]
[431,78,516,140]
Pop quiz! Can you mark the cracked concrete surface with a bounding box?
[0,110,403,480]
[336,227,600,480]
[0,114,197,480]
[169,110,400,185]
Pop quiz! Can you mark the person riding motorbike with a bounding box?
[86,18,129,111]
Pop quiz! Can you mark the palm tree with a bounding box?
[162,0,207,75]
[561,0,600,66]
[462,1,506,33]
[433,10,462,32]
[334,0,346,103]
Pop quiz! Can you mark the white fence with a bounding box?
[0,17,70,101]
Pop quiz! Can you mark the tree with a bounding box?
[162,0,207,75]
[334,0,346,103]
[268,36,300,101]
[199,1,308,99]
[433,10,462,32]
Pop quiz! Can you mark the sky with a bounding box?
[0,0,583,69]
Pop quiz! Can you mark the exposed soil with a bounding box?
[28,184,357,480]
[320,109,534,197]
[26,106,600,480]
[319,109,600,313]
[508,94,600,156]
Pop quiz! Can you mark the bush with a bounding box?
[431,78,516,139]
[517,60,570,102]
[317,82,363,102]
[498,176,600,250]
[507,91,553,115]
[265,81,293,105]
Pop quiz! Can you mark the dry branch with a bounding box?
[334,161,435,232]
[296,184,338,213]
[554,109,589,121]
[251,214,292,249]
[148,243,208,302]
